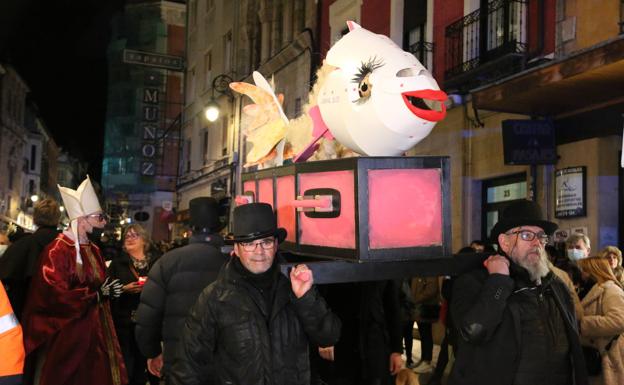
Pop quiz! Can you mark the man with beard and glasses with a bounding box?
[449,200,588,385]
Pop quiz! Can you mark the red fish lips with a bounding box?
[401,89,448,122]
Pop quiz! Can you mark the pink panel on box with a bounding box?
[276,176,296,242]
[299,170,355,248]
[243,181,256,199]
[368,169,442,248]
[257,178,274,207]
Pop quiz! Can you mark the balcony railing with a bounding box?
[445,0,528,82]
[408,41,434,70]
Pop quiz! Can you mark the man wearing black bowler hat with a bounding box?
[170,202,341,385]
[449,199,588,385]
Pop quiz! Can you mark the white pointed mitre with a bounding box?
[58,175,102,220]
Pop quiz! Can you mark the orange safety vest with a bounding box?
[0,280,24,377]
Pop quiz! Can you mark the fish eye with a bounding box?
[358,74,372,98]
[351,56,383,104]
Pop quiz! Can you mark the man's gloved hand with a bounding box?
[97,277,124,302]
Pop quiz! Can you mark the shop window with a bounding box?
[482,173,527,240]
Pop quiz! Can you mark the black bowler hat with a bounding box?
[227,203,287,244]
[490,200,558,242]
[189,197,223,232]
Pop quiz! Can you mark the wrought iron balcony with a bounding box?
[445,0,528,89]
[408,41,434,70]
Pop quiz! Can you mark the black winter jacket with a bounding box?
[0,225,58,319]
[450,263,589,385]
[107,252,154,328]
[315,281,402,385]
[169,257,341,385]
[134,233,226,373]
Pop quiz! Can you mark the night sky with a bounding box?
[0,0,126,183]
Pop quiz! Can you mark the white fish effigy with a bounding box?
[230,21,447,168]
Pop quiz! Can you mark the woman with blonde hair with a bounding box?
[598,246,624,286]
[578,256,624,385]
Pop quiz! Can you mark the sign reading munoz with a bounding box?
[555,166,586,218]
[141,88,159,176]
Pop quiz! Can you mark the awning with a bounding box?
[472,35,624,118]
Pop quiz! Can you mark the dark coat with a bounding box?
[169,257,341,385]
[315,281,402,385]
[107,252,155,328]
[450,263,589,385]
[0,226,58,319]
[134,233,227,373]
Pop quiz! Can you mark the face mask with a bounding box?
[88,228,104,243]
[0,244,7,258]
[567,248,586,261]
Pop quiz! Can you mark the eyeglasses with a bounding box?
[239,238,275,252]
[506,229,549,244]
[87,213,108,222]
[125,232,140,240]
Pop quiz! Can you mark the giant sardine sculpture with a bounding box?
[230,21,447,168]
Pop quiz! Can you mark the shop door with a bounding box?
[482,173,528,241]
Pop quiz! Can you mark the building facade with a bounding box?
[0,64,66,230]
[102,0,186,240]
[177,0,319,232]
[405,0,624,252]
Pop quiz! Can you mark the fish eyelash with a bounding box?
[351,56,384,83]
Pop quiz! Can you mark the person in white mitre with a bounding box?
[21,176,128,385]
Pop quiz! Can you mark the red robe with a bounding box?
[22,233,128,385]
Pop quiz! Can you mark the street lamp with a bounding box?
[30,195,39,203]
[203,74,233,122]
[204,100,220,122]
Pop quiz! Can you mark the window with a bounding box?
[30,145,36,171]
[185,140,191,173]
[188,67,196,99]
[28,179,35,194]
[406,24,433,69]
[203,130,209,165]
[204,51,212,90]
[190,0,197,28]
[223,31,232,73]
[221,117,228,156]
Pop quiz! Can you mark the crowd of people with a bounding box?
[1,177,624,385]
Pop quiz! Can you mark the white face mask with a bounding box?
[567,248,586,261]
[0,244,8,258]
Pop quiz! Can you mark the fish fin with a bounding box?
[243,104,260,116]
[347,20,361,32]
[252,71,289,125]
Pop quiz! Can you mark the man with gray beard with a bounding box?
[449,200,588,385]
